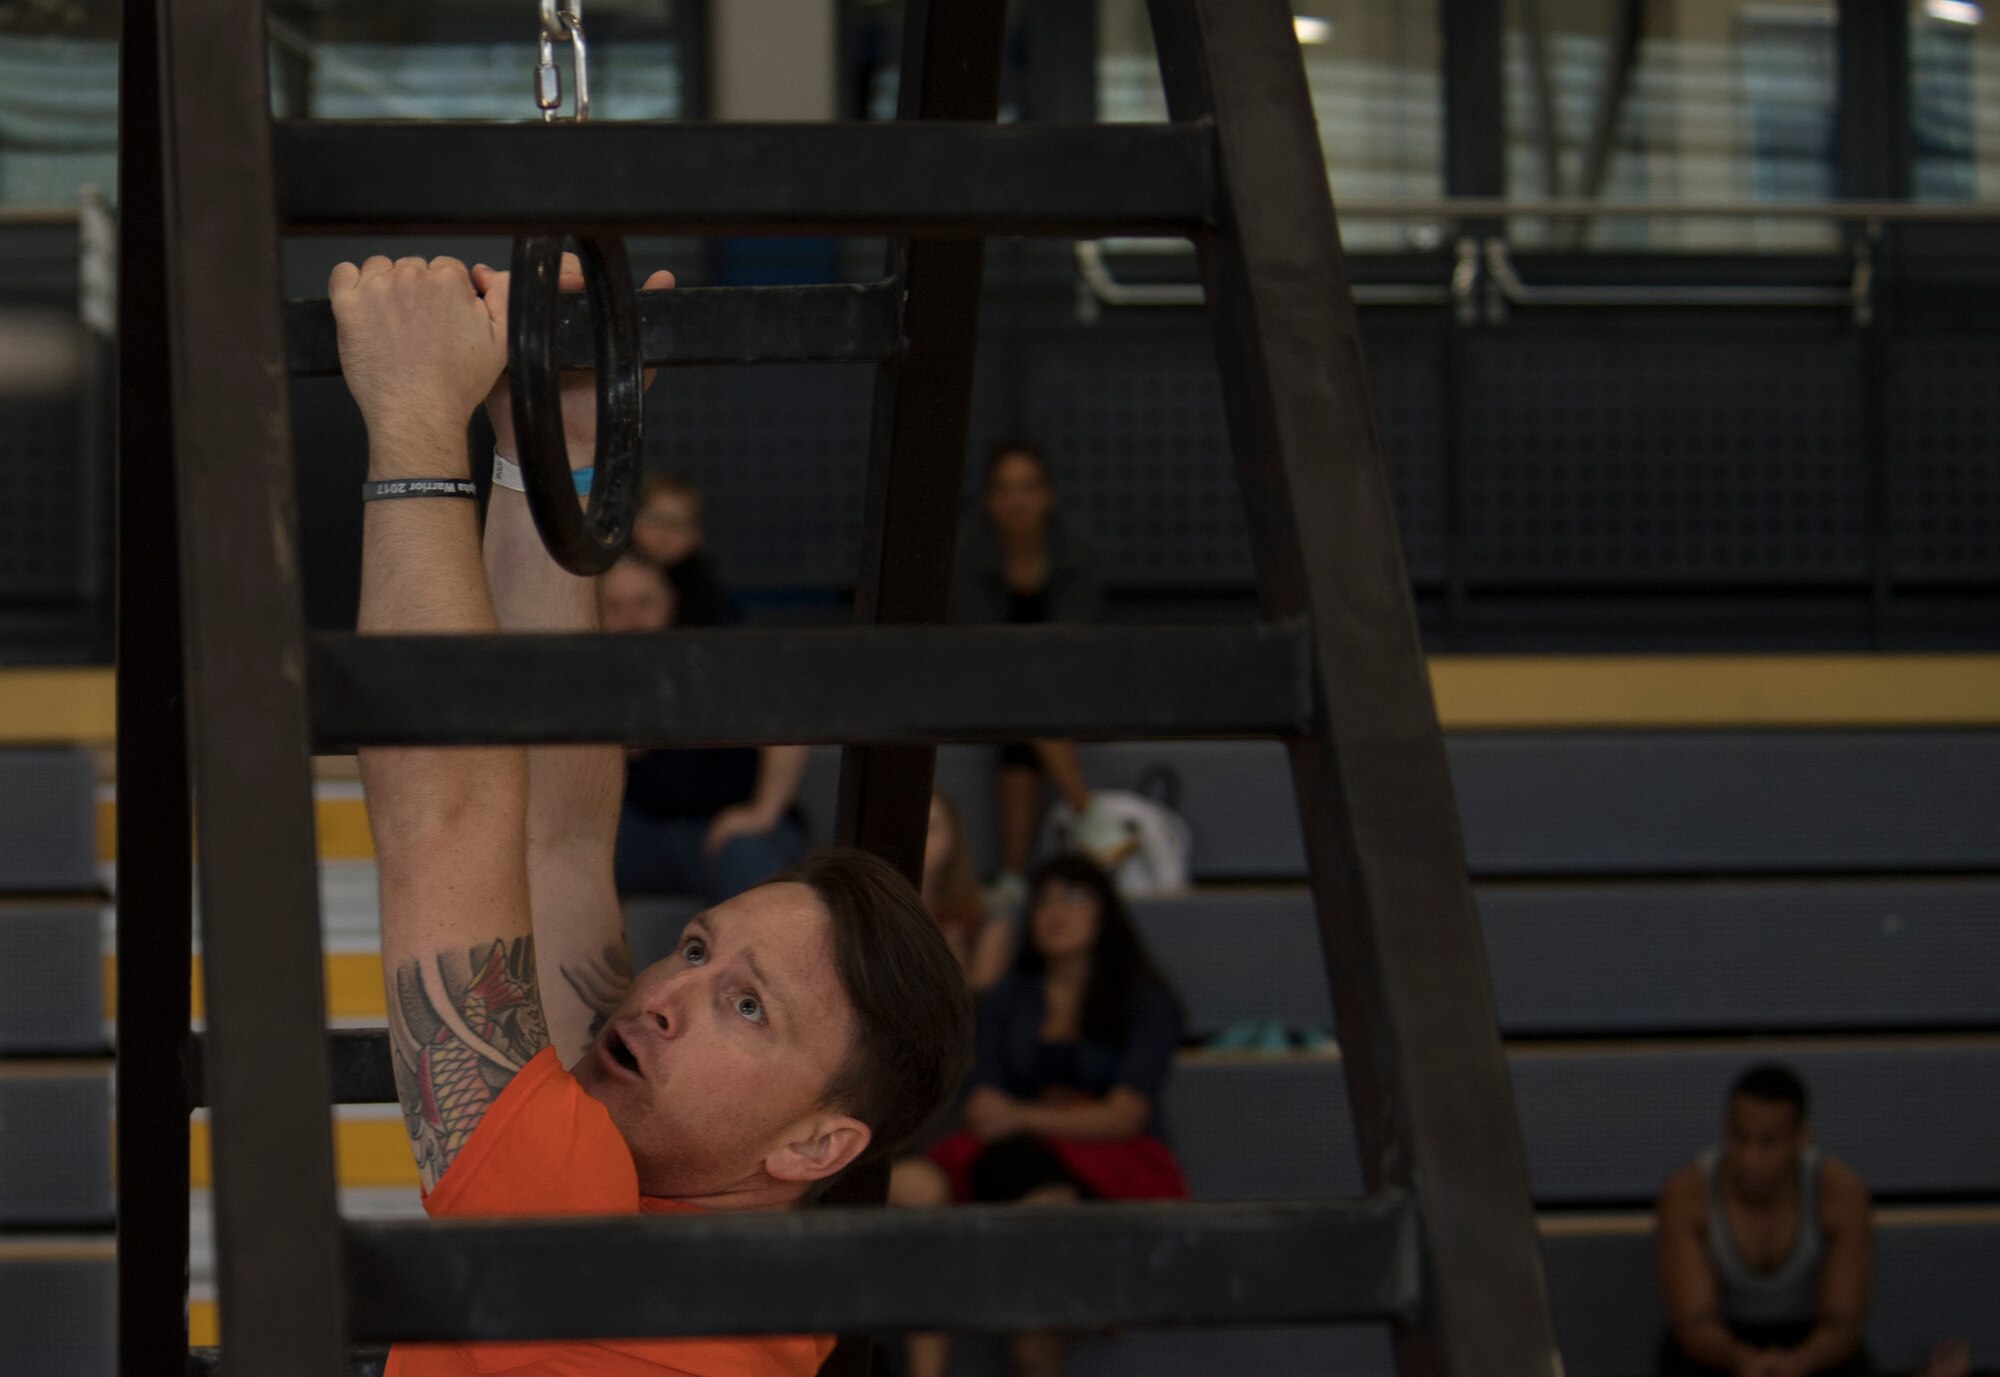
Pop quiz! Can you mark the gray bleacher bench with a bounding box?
[1166,1040,2000,1206]
[1131,878,2000,1039]
[0,899,104,1051]
[805,732,2000,880]
[0,749,97,894]
[0,1246,118,1377]
[0,1061,112,1227]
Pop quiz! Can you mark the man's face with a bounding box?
[599,562,673,633]
[571,883,863,1199]
[1722,1093,1807,1201]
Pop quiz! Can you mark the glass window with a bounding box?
[1911,0,2000,200]
[1504,0,1838,251]
[0,1,691,209]
[1099,0,1444,250]
[277,1,686,121]
[0,11,116,209]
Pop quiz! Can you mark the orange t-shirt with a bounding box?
[385,1048,835,1377]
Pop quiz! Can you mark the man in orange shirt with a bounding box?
[329,252,973,1376]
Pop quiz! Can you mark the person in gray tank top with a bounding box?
[1656,1064,1874,1377]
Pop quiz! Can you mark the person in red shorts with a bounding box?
[892,854,1188,1377]
[329,251,972,1377]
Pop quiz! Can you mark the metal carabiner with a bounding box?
[534,0,589,122]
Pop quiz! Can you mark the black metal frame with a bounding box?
[121,2,1557,1375]
[284,282,906,375]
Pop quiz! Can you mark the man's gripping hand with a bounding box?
[469,256,676,463]
[329,255,507,472]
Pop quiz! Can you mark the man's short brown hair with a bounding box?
[773,847,973,1162]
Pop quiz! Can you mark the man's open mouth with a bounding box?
[606,1029,642,1079]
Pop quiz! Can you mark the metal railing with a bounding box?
[1076,196,2000,324]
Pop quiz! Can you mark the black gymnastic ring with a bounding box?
[508,233,645,576]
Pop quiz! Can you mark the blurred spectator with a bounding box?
[900,855,1187,1377]
[1656,1064,1874,1377]
[925,791,1014,995]
[599,557,806,901]
[1914,1339,1974,1377]
[631,473,737,627]
[952,441,1107,895]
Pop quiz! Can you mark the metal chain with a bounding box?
[535,0,589,122]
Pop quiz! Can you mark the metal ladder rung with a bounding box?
[306,623,1314,751]
[274,121,1216,237]
[343,1197,1420,1341]
[284,281,905,377]
[187,1353,386,1377]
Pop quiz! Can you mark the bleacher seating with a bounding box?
[0,748,109,1377]
[794,733,2000,879]
[39,726,2000,1376]
[1165,1043,2000,1205]
[1126,879,2000,1038]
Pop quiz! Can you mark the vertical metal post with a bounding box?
[820,8,1009,1373]
[1439,0,1505,640]
[1570,0,1647,235]
[1145,2,1559,1374]
[833,0,1009,882]
[154,0,349,1371]
[114,0,192,1370]
[1836,0,1911,642]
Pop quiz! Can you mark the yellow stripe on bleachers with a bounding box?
[189,1301,217,1347]
[31,653,2000,775]
[190,1115,418,1190]
[103,950,388,1021]
[0,668,116,745]
[1425,653,2000,730]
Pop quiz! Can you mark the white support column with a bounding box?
[710,0,838,120]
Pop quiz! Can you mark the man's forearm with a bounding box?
[358,421,521,849]
[481,480,624,855]
[481,465,628,1063]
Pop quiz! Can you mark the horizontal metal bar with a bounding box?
[0,206,85,226]
[1073,241,1447,310]
[1080,236,1866,319]
[307,623,1313,749]
[1482,239,1862,311]
[344,1195,1420,1340]
[190,1030,390,1109]
[187,1351,386,1377]
[274,122,1214,237]
[284,281,904,376]
[1302,196,2000,224]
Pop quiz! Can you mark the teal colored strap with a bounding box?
[572,467,594,497]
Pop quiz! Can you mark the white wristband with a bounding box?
[492,452,526,492]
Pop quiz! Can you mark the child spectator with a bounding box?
[631,473,736,627]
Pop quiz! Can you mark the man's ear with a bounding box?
[766,1114,872,1186]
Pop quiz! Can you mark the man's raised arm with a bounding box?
[333,254,545,1193]
[468,258,674,1066]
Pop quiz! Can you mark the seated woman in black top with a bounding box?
[952,442,1106,890]
[900,855,1187,1377]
